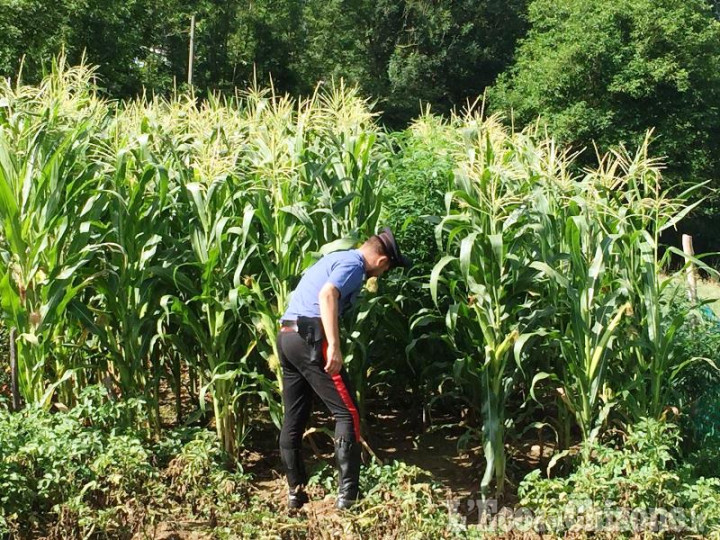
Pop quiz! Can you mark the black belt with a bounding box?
[280,317,324,343]
[280,319,299,332]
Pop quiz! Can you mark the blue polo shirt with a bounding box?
[283,249,366,319]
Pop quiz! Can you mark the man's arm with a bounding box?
[319,282,343,375]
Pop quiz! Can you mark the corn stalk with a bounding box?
[531,212,631,445]
[243,85,384,414]
[596,141,718,420]
[431,117,545,498]
[0,64,107,404]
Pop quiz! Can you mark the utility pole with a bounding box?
[188,14,195,88]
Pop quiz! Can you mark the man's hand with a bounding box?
[324,341,343,375]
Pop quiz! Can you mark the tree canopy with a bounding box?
[489,0,720,188]
[2,0,720,216]
[0,0,528,126]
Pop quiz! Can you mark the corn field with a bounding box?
[430,114,714,497]
[0,60,715,499]
[0,60,385,458]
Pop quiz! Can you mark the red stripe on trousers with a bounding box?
[323,340,361,442]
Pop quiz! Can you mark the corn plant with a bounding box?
[242,85,385,408]
[156,170,259,456]
[531,210,632,445]
[73,134,176,433]
[528,138,716,447]
[241,90,325,390]
[597,142,718,420]
[431,116,549,498]
[0,64,108,404]
[528,151,640,447]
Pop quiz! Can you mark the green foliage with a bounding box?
[432,114,551,497]
[0,0,528,125]
[308,458,458,538]
[65,384,148,434]
[371,0,528,124]
[0,61,109,404]
[2,392,465,538]
[673,305,720,451]
[164,430,251,518]
[490,0,720,190]
[528,143,711,438]
[354,460,454,537]
[0,387,159,534]
[0,385,250,537]
[382,114,454,270]
[3,58,720,529]
[367,114,457,415]
[0,0,302,96]
[518,419,720,537]
[0,0,162,96]
[292,0,374,96]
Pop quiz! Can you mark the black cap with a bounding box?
[374,227,411,269]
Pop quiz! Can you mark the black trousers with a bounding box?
[277,329,361,451]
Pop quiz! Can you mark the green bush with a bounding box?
[0,385,251,538]
[489,0,720,191]
[0,393,160,535]
[370,115,458,416]
[518,419,720,537]
[673,305,720,451]
[381,116,454,270]
[307,458,459,538]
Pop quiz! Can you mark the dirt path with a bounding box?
[243,397,480,508]
[135,386,554,538]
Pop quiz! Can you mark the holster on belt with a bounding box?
[297,316,325,364]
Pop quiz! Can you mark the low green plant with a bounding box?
[518,418,720,537]
[0,393,161,536]
[0,385,252,538]
[69,384,148,434]
[382,113,454,270]
[673,304,720,451]
[165,430,251,516]
[307,458,457,538]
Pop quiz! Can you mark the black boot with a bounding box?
[335,437,361,510]
[280,447,309,509]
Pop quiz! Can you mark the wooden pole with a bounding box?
[9,327,21,411]
[682,234,697,303]
[188,15,195,88]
